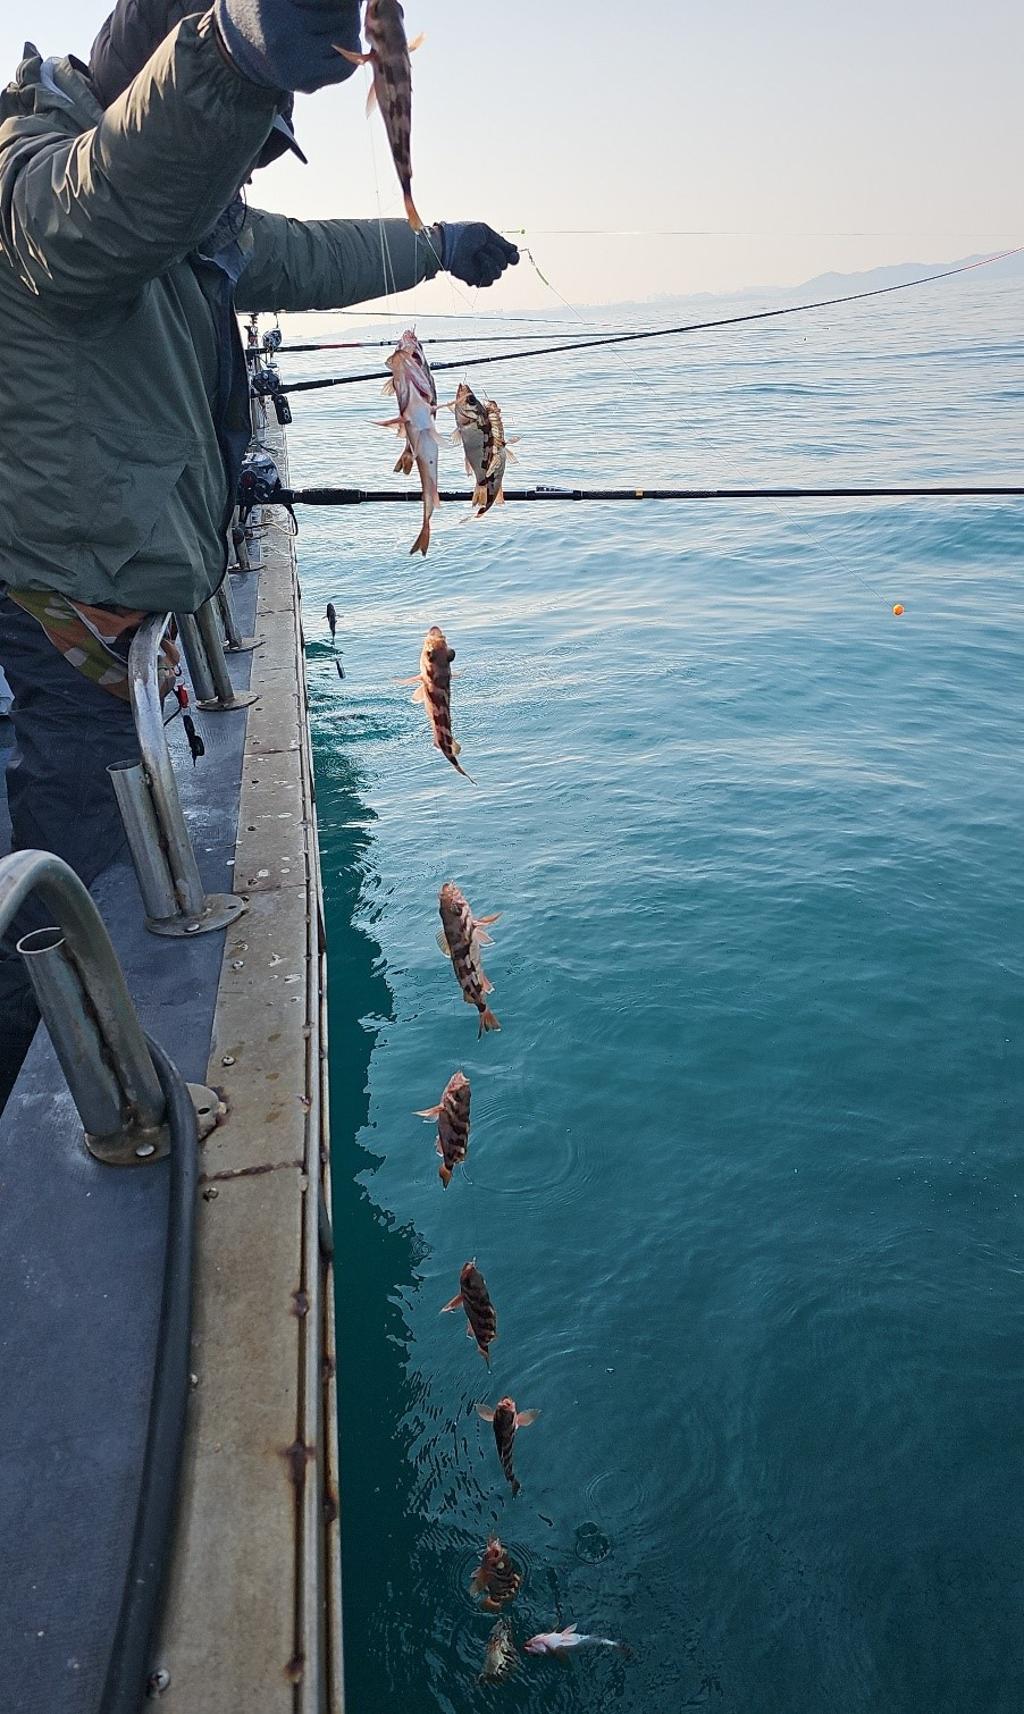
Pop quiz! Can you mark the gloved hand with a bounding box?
[437,224,520,289]
[214,0,362,94]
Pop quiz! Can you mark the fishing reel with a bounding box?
[251,364,281,397]
[262,328,283,354]
[237,449,296,529]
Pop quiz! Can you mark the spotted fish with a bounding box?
[437,882,501,1036]
[379,332,439,555]
[470,1537,522,1612]
[448,382,514,516]
[479,1617,517,1682]
[476,1396,539,1496]
[336,0,424,230]
[442,1259,497,1364]
[415,1069,471,1187]
[399,625,472,780]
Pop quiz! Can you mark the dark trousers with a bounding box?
[0,598,140,1110]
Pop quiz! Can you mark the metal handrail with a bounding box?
[109,615,246,938]
[0,850,165,1159]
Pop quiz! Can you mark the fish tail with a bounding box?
[405,192,425,233]
[478,1007,501,1037]
[410,510,430,557]
[438,1162,452,1188]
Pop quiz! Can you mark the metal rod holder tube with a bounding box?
[195,597,259,709]
[18,927,143,1152]
[0,850,166,1158]
[112,615,246,938]
[109,760,182,924]
[215,576,261,656]
[176,611,216,706]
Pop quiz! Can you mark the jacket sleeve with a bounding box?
[0,16,280,308]
[235,209,442,312]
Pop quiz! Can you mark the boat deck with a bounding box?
[0,427,341,1712]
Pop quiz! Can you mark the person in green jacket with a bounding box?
[0,0,519,1107]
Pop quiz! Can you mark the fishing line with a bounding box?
[516,245,915,608]
[279,331,605,353]
[279,243,1024,395]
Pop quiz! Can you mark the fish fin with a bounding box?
[466,1323,476,1338]
[407,32,425,50]
[394,674,421,685]
[415,1104,441,1119]
[561,1625,578,1637]
[469,1570,486,1594]
[409,513,430,556]
[441,1294,464,1313]
[494,488,506,506]
[478,1007,501,1036]
[436,929,453,959]
[375,416,403,428]
[515,1409,539,1428]
[474,930,494,947]
[451,738,462,756]
[335,46,371,63]
[476,913,502,926]
[476,1404,495,1423]
[505,447,519,463]
[404,193,425,233]
[364,81,378,117]
[411,684,427,704]
[480,974,494,994]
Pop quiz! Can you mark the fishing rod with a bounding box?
[279,246,1023,396]
[277,330,602,354]
[283,483,1024,506]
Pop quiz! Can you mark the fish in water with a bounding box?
[469,1536,522,1611]
[326,602,338,644]
[476,1396,539,1496]
[448,382,514,517]
[479,1617,517,1683]
[415,1069,470,1187]
[524,1625,632,1659]
[335,658,346,680]
[437,882,501,1035]
[442,1259,497,1364]
[336,0,424,230]
[399,625,472,780]
[379,332,439,556]
[182,712,204,767]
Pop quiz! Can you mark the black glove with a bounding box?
[438,224,520,289]
[214,0,362,94]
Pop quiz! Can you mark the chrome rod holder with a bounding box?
[179,598,258,713]
[110,615,246,939]
[0,850,166,1163]
[215,575,260,655]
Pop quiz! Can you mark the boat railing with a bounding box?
[176,596,259,712]
[108,613,248,938]
[1,847,169,1162]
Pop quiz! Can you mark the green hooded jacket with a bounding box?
[0,13,440,613]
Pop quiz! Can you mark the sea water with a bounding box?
[286,274,1023,1713]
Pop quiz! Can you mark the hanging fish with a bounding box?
[336,0,425,231]
[479,1617,517,1683]
[441,1260,497,1364]
[523,1625,631,1660]
[470,1537,522,1612]
[476,1396,539,1496]
[326,602,338,645]
[437,882,501,1036]
[415,1069,471,1187]
[448,383,514,517]
[379,332,439,555]
[182,712,205,767]
[398,625,472,780]
[335,658,346,680]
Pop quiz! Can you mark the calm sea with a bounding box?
[286,274,1023,1714]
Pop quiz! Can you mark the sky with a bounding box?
[2,1,1022,312]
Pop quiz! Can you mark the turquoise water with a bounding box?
[290,276,1023,1713]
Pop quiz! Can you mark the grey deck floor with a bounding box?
[0,575,259,1712]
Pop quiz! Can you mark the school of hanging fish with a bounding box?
[318,4,627,1683]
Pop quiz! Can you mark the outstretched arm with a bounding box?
[0,16,279,308]
[235,208,443,312]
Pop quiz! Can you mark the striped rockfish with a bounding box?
[400,625,472,780]
[479,1617,517,1683]
[469,1537,522,1612]
[379,331,439,555]
[476,1396,539,1497]
[441,1260,497,1364]
[415,1069,470,1187]
[437,883,501,1036]
[448,383,513,517]
[336,0,424,230]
